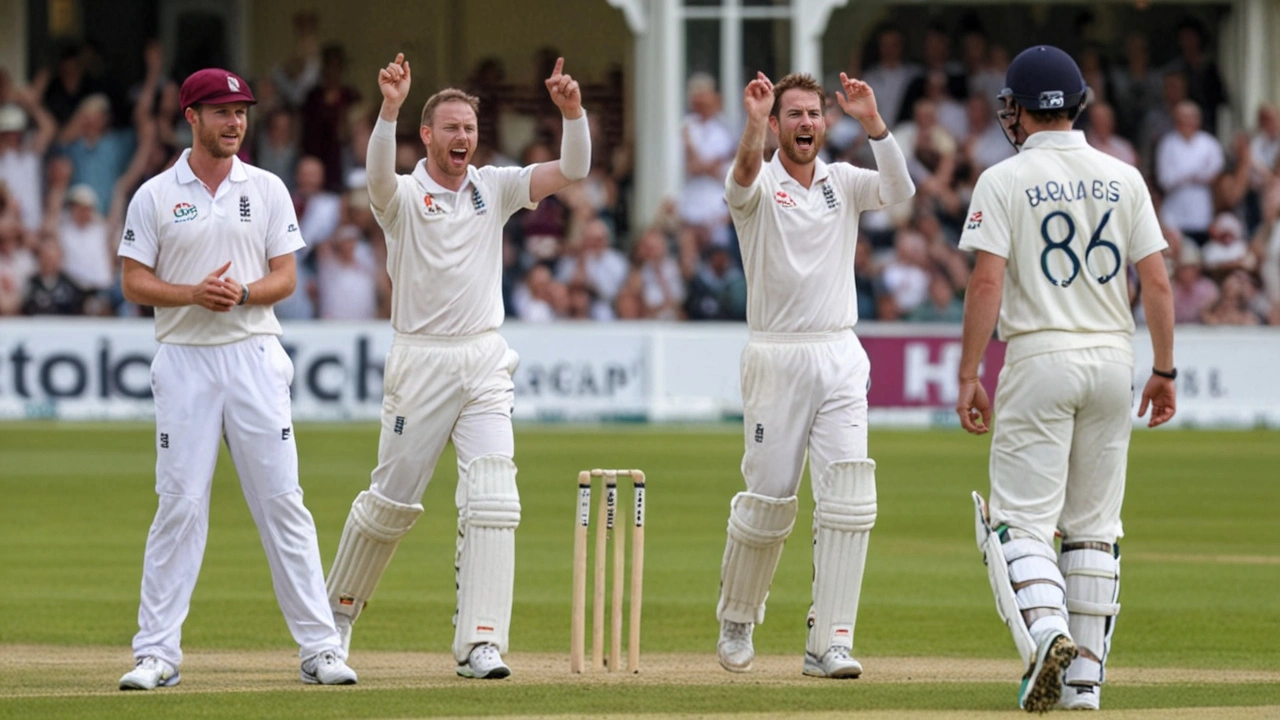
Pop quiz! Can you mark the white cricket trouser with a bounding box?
[133,335,340,667]
[740,330,871,500]
[369,331,518,504]
[988,345,1133,546]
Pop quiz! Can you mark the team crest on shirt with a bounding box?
[967,210,983,230]
[422,193,447,216]
[774,191,797,208]
[172,202,198,223]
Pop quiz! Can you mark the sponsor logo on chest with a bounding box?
[422,193,447,217]
[172,202,198,223]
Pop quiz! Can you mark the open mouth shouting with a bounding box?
[449,146,470,168]
[795,133,815,152]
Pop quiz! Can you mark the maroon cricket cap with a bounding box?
[179,69,257,110]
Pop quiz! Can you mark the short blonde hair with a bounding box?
[420,88,480,127]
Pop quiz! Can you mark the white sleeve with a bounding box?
[867,133,915,207]
[957,171,1012,259]
[264,174,306,259]
[367,118,402,216]
[482,165,537,218]
[724,160,763,215]
[117,184,159,267]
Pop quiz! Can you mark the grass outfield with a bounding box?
[1,423,1277,718]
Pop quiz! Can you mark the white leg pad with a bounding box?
[1060,541,1121,687]
[972,492,1067,666]
[453,455,521,663]
[807,459,877,655]
[717,492,799,624]
[327,489,424,623]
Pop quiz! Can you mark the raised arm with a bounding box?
[368,53,411,210]
[529,57,590,203]
[731,72,774,189]
[836,72,913,206]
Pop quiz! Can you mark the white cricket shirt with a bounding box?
[725,137,913,333]
[118,149,304,345]
[958,131,1167,360]
[369,120,535,336]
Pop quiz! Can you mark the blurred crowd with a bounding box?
[2,13,1279,326]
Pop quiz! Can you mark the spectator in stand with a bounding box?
[1085,103,1137,167]
[961,95,1014,176]
[58,93,135,215]
[315,224,383,320]
[960,28,1003,112]
[272,12,322,109]
[0,218,36,315]
[512,263,566,322]
[51,184,114,304]
[1215,132,1256,229]
[685,245,746,321]
[42,43,105,125]
[1138,71,1189,179]
[630,226,685,320]
[1201,269,1264,325]
[1171,243,1218,323]
[677,73,736,274]
[1253,183,1280,310]
[613,271,645,320]
[1108,33,1162,142]
[1164,17,1227,134]
[555,217,628,305]
[1156,101,1223,244]
[565,280,614,321]
[22,240,84,315]
[301,44,360,193]
[881,228,932,316]
[853,239,881,321]
[906,270,964,322]
[1200,212,1255,276]
[1250,105,1279,184]
[292,155,343,249]
[0,81,58,233]
[898,23,968,126]
[862,25,919,132]
[1076,46,1110,121]
[921,70,968,143]
[255,108,299,192]
[897,100,963,227]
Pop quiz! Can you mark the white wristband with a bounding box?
[560,113,591,181]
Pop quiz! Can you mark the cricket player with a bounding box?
[715,71,914,678]
[324,53,590,679]
[117,68,356,690]
[955,46,1177,712]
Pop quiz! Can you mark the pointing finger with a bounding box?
[552,57,564,77]
[394,52,404,65]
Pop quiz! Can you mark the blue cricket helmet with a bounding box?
[999,45,1087,113]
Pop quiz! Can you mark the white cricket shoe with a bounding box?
[1058,684,1101,710]
[119,656,180,690]
[717,620,755,673]
[334,613,353,659]
[1019,633,1077,713]
[457,644,511,679]
[803,645,863,679]
[300,650,358,685]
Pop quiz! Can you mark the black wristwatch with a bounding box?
[1152,367,1177,380]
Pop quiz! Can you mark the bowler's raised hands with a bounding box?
[743,72,774,122]
[836,73,879,121]
[379,53,411,106]
[545,58,583,119]
[193,261,238,312]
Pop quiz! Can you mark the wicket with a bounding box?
[571,468,645,673]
